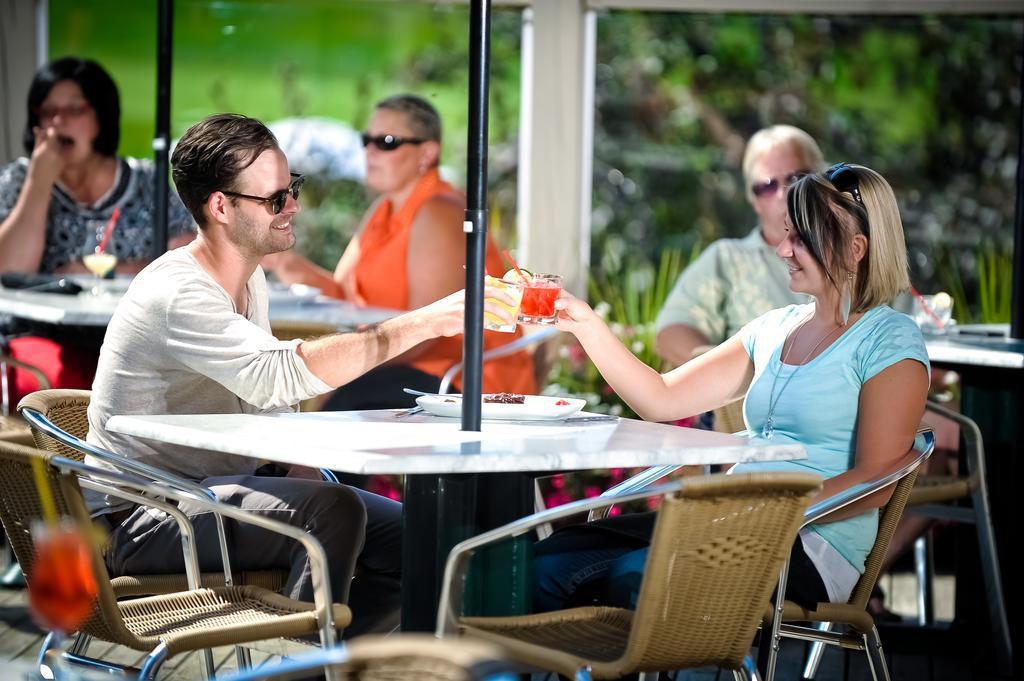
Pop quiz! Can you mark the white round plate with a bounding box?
[415,394,586,420]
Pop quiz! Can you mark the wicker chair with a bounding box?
[0,440,350,680]
[714,398,746,435]
[0,349,50,446]
[438,472,822,681]
[905,400,1011,673]
[761,430,935,681]
[221,634,522,681]
[17,389,292,595]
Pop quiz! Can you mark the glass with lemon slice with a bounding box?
[484,270,528,332]
[913,291,953,334]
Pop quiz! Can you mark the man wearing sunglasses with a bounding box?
[654,125,826,367]
[84,113,517,638]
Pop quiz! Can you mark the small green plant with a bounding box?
[977,246,1012,324]
[933,242,1013,326]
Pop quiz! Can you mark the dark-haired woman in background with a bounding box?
[0,57,194,274]
[0,57,195,407]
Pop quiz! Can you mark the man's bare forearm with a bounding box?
[297,311,436,387]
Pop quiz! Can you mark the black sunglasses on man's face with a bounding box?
[361,133,426,152]
[222,172,304,215]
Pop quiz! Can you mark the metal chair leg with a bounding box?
[1,559,25,586]
[67,632,91,656]
[139,642,170,680]
[800,622,833,679]
[36,631,60,675]
[971,477,1013,673]
[733,654,762,681]
[914,533,935,626]
[862,626,891,681]
[235,645,252,671]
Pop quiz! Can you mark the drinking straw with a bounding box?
[30,457,59,527]
[910,286,945,331]
[97,207,121,253]
[501,249,530,284]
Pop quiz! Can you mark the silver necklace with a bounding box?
[761,318,843,439]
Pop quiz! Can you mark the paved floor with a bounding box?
[0,570,1000,680]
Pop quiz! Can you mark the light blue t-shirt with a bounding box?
[733,304,929,573]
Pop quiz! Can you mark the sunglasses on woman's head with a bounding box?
[825,162,864,205]
[751,170,809,198]
[361,133,426,152]
[221,172,304,215]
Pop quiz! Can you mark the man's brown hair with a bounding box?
[171,113,279,227]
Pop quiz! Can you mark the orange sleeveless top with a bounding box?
[352,169,536,394]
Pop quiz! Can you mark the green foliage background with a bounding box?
[49,0,524,269]
[590,12,1021,324]
[48,4,1021,325]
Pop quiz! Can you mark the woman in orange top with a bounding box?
[265,94,535,408]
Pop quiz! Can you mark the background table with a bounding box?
[0,279,395,330]
[106,409,805,631]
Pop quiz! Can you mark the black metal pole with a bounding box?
[152,0,173,261]
[461,0,491,431]
[1010,27,1024,340]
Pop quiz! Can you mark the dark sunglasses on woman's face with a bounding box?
[361,133,427,152]
[750,170,810,198]
[825,162,864,205]
[221,172,304,215]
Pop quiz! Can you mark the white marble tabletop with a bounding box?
[0,279,395,330]
[924,326,1024,369]
[105,409,805,475]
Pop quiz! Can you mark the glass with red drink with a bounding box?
[28,520,99,634]
[518,273,563,324]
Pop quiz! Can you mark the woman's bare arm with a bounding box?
[812,358,929,522]
[555,294,755,422]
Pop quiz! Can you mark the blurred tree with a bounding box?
[591,12,1021,321]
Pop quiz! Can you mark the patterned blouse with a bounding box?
[0,156,195,274]
[655,227,809,345]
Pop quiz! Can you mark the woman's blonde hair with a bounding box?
[742,125,825,202]
[786,164,910,314]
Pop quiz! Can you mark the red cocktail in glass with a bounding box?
[518,274,563,324]
[28,521,98,634]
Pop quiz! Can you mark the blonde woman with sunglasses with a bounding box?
[531,163,929,614]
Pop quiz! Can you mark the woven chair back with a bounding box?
[622,471,820,671]
[18,389,92,461]
[0,440,134,644]
[713,398,746,434]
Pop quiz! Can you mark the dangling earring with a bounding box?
[840,272,853,325]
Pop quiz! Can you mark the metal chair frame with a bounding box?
[906,399,1011,673]
[437,475,818,681]
[763,430,936,681]
[41,454,343,680]
[438,326,559,394]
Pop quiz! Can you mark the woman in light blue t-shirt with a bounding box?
[532,163,929,612]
